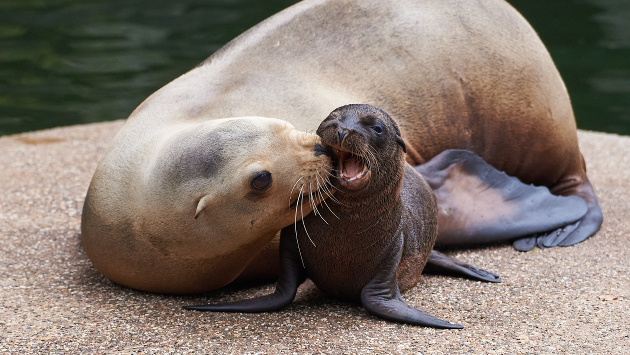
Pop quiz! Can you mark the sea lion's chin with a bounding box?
[335,149,371,190]
[337,169,370,190]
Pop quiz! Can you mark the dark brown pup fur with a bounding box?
[302,104,436,298]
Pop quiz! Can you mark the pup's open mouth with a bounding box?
[334,148,370,189]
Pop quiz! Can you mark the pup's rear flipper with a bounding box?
[415,150,588,247]
[425,250,500,283]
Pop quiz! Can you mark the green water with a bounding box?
[1,0,629,136]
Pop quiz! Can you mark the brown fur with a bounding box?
[82,0,599,293]
[288,104,436,300]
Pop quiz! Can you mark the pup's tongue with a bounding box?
[342,156,363,180]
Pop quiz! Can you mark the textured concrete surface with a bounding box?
[0,121,628,354]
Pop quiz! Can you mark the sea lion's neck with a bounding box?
[330,176,404,238]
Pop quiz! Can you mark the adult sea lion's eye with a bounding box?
[251,171,272,191]
[371,126,383,134]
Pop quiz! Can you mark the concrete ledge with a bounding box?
[1,121,628,353]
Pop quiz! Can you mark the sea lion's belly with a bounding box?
[297,214,403,302]
[305,255,373,302]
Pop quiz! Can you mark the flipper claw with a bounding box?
[512,235,537,251]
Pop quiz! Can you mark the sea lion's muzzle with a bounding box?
[316,115,373,190]
[333,147,371,190]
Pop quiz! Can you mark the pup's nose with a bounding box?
[338,129,348,143]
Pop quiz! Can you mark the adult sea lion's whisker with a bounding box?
[294,191,306,268]
[316,175,340,220]
[313,179,330,224]
[299,185,316,247]
[309,181,321,218]
[325,183,347,206]
[320,164,339,176]
[289,176,305,207]
[314,169,346,206]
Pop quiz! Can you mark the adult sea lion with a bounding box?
[81,0,602,294]
[82,117,332,293]
[184,105,501,328]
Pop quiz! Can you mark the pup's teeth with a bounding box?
[344,158,362,178]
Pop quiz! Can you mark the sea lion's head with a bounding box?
[147,117,332,241]
[316,104,406,193]
[82,116,332,293]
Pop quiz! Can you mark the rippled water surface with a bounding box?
[1,0,629,135]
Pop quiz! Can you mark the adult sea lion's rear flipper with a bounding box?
[360,243,463,329]
[425,250,500,283]
[415,149,588,247]
[183,246,307,313]
[513,178,603,251]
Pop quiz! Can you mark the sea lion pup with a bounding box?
[185,104,500,328]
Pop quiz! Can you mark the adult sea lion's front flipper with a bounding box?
[425,250,501,283]
[361,238,462,329]
[415,150,588,248]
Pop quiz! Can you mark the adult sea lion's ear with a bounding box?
[396,134,406,153]
[195,193,217,219]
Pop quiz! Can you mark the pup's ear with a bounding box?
[396,134,407,153]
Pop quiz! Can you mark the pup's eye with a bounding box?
[251,172,272,191]
[371,126,383,134]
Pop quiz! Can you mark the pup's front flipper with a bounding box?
[425,250,500,283]
[183,245,307,313]
[415,149,588,247]
[360,243,463,329]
